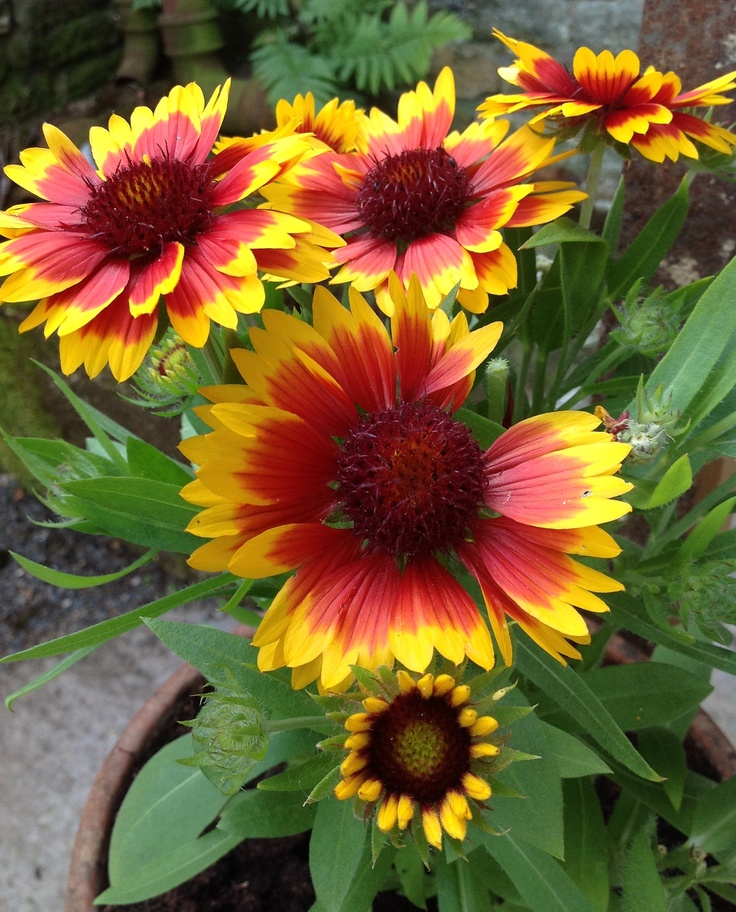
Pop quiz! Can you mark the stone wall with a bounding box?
[431,0,645,107]
[0,0,121,127]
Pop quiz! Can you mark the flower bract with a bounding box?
[260,67,585,314]
[480,29,736,163]
[181,275,632,690]
[0,81,341,381]
[335,669,500,850]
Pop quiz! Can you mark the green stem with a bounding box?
[579,143,606,231]
[514,341,533,421]
[201,331,225,384]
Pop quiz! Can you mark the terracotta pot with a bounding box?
[65,660,204,912]
[66,641,736,912]
[112,0,161,85]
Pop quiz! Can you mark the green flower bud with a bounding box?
[180,682,269,795]
[611,283,681,358]
[127,329,200,416]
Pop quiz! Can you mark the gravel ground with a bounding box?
[0,474,234,912]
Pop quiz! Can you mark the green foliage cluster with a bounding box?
[134,0,471,105]
[250,0,472,105]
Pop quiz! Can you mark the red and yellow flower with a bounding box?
[180,275,632,690]
[260,67,584,315]
[480,29,736,163]
[335,669,500,850]
[0,81,341,381]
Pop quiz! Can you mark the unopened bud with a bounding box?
[611,283,680,358]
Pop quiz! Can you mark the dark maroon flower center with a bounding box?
[368,691,471,803]
[356,146,471,244]
[334,400,486,559]
[79,155,216,258]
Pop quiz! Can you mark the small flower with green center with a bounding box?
[335,669,502,851]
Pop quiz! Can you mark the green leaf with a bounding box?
[216,787,316,839]
[607,178,689,301]
[103,733,234,901]
[310,797,367,912]
[539,722,611,778]
[146,620,318,721]
[126,436,194,485]
[637,728,687,811]
[435,853,490,912]
[631,454,692,510]
[0,574,235,663]
[608,592,736,676]
[251,36,340,107]
[0,434,116,488]
[9,547,155,589]
[59,477,199,553]
[479,830,598,912]
[608,764,716,837]
[629,255,736,423]
[485,691,565,858]
[621,823,668,912]
[33,361,133,470]
[4,646,96,708]
[536,662,712,734]
[523,218,608,354]
[516,638,662,781]
[688,775,736,855]
[394,842,430,910]
[257,752,337,791]
[454,407,505,449]
[601,176,625,251]
[242,729,320,794]
[333,839,396,912]
[560,779,609,912]
[96,826,242,905]
[678,496,736,562]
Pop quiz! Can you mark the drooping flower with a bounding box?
[479,29,736,163]
[335,669,500,850]
[180,275,632,690]
[214,92,367,173]
[274,92,366,153]
[0,82,341,381]
[260,67,585,314]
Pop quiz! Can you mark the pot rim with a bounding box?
[65,660,205,912]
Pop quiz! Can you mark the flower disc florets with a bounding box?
[334,400,487,559]
[357,147,472,244]
[336,670,500,849]
[79,155,216,259]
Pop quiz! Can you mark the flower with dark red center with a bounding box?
[261,67,585,315]
[181,275,633,690]
[0,81,342,381]
[335,669,500,849]
[479,30,736,163]
[335,400,486,559]
[356,147,472,244]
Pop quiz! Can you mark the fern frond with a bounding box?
[330,0,471,96]
[251,34,343,106]
[220,0,290,16]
